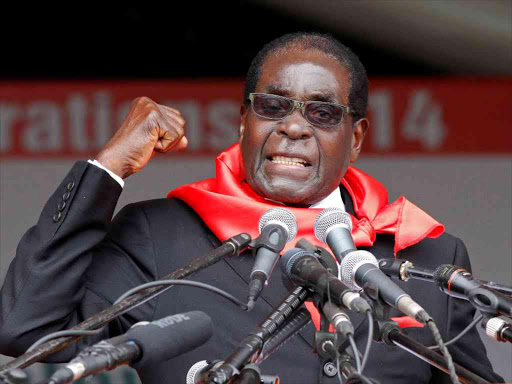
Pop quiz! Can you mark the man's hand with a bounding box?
[96,97,188,179]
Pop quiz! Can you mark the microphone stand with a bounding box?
[254,307,311,364]
[363,284,491,384]
[378,258,512,297]
[227,364,279,384]
[204,307,309,384]
[229,364,261,384]
[378,321,489,384]
[312,297,379,384]
[204,286,309,384]
[0,233,251,373]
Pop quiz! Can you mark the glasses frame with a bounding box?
[248,92,351,127]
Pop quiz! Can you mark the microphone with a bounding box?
[482,317,512,343]
[340,250,431,324]
[50,311,213,384]
[247,208,297,308]
[314,207,355,262]
[378,258,512,297]
[434,265,512,317]
[280,248,371,314]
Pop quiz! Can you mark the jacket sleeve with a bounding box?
[430,237,504,383]
[0,161,124,361]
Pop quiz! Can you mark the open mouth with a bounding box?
[268,155,311,167]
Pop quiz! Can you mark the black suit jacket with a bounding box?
[0,162,503,383]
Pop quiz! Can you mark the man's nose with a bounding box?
[276,110,313,140]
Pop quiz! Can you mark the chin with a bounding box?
[270,194,308,206]
[258,182,316,207]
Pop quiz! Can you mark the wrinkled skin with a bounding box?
[240,48,368,207]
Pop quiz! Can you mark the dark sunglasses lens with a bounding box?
[305,103,344,126]
[252,95,291,119]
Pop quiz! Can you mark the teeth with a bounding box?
[271,156,307,167]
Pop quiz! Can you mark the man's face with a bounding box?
[240,48,367,206]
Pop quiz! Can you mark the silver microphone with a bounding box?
[314,208,355,262]
[247,208,297,308]
[341,250,431,324]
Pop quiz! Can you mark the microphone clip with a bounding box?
[314,330,339,361]
[223,233,253,256]
[360,283,392,323]
[249,226,287,255]
[312,296,348,361]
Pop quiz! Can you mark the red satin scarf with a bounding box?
[168,143,444,327]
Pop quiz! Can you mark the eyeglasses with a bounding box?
[248,93,351,128]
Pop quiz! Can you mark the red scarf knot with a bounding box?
[352,217,376,247]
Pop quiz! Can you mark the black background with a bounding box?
[2,2,448,80]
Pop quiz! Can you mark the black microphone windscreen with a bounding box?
[295,238,338,276]
[128,311,213,369]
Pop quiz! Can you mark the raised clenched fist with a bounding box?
[96,97,188,179]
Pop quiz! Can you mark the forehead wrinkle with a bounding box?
[263,84,339,104]
[259,53,350,104]
[304,91,338,104]
[263,84,291,97]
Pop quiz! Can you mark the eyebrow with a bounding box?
[263,84,340,104]
[307,92,339,104]
[263,84,289,96]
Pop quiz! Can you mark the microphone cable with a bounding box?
[342,369,381,384]
[113,279,248,309]
[26,329,103,353]
[333,344,381,384]
[425,319,460,384]
[333,339,379,384]
[26,279,248,353]
[324,271,377,384]
[427,313,483,351]
[325,258,460,384]
[361,310,374,373]
[348,335,362,374]
[324,273,374,375]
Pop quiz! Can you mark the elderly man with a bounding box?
[0,32,503,383]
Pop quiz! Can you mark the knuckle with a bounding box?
[133,96,156,109]
[132,96,147,106]
[146,109,161,123]
[165,125,178,136]
[177,115,186,126]
[171,121,184,135]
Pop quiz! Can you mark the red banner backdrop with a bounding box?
[0,78,510,158]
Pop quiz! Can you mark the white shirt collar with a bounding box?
[309,187,345,211]
[264,187,345,210]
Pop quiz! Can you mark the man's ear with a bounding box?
[350,118,369,162]
[239,104,247,140]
